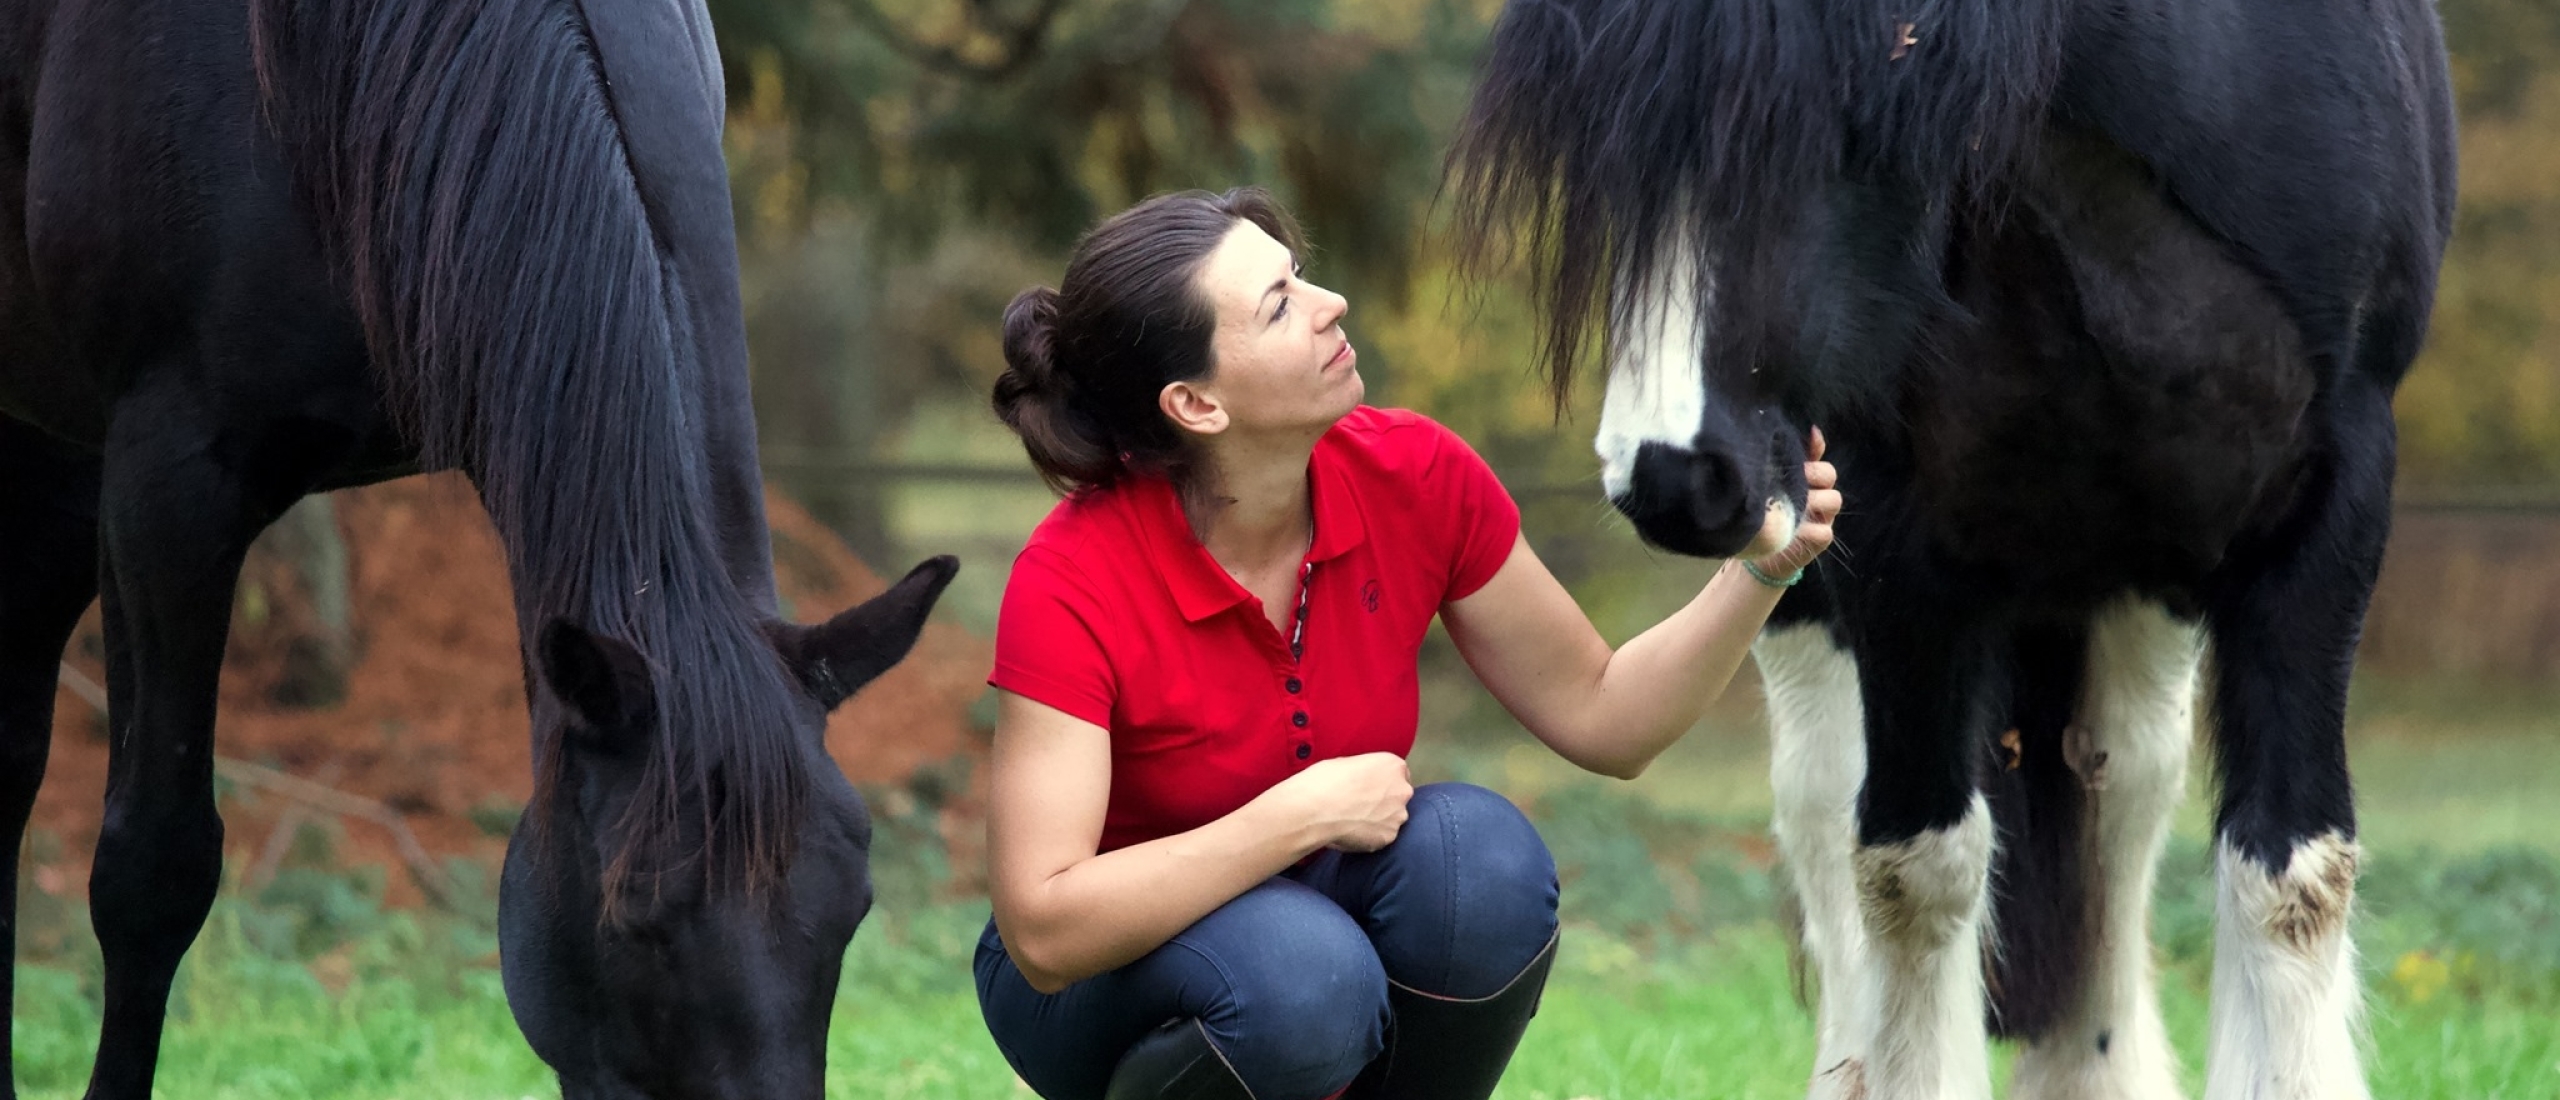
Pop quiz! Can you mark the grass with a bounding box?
[16,612,2560,1099]
[16,752,2560,1099]
[19,903,2550,1098]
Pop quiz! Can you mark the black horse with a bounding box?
[0,0,952,1096]
[1452,1,2454,1097]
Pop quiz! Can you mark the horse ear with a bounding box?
[538,620,658,745]
[773,556,960,711]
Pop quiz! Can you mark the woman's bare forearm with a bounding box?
[1556,559,1782,776]
[998,788,1322,993]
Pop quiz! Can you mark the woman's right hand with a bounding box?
[1274,752,1414,853]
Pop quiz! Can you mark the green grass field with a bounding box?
[13,677,2559,1098]
[12,888,2558,1099]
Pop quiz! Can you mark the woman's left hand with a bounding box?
[1750,427,1840,578]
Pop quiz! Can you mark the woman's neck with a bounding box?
[1186,432,1317,573]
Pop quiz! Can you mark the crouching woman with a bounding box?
[976,187,1838,1100]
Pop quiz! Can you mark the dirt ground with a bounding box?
[32,473,993,909]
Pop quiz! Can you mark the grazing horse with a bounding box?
[1450,0,2455,1097]
[0,0,952,1096]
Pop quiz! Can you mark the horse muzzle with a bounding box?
[1612,440,1772,558]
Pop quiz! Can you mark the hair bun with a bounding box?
[992,286,1114,493]
[991,188,1296,497]
[997,287,1066,399]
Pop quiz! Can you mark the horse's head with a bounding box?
[1447,0,2064,559]
[1590,243,1811,559]
[498,556,959,1100]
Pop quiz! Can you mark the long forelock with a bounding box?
[1448,0,2065,406]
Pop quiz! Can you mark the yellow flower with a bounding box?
[2391,949,2450,1005]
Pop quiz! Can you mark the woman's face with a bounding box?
[1179,220,1364,439]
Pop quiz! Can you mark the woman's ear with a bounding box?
[1160,379,1228,437]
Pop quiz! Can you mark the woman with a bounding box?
[978,187,1839,1100]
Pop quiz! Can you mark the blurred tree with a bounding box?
[235,496,356,709]
[706,0,1523,557]
[708,0,2560,554]
[2396,0,2560,488]
[709,0,1496,296]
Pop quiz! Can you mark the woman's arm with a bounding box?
[1439,453,1838,779]
[985,690,1412,993]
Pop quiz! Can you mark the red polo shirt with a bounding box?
[991,406,1521,853]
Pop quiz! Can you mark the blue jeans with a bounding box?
[975,783,1561,1100]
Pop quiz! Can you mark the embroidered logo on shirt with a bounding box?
[1361,579,1383,612]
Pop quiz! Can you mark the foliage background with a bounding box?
[709,0,2560,527]
[15,2,2560,1097]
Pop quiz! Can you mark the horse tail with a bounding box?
[1981,620,2095,1039]
[1445,0,2065,404]
[249,0,807,908]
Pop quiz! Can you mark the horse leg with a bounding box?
[2198,393,2388,1100]
[80,403,283,1100]
[1847,592,1999,1100]
[0,421,103,1099]
[2010,599,2201,1100]
[1754,625,1876,1100]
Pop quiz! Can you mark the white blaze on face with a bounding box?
[1595,244,1711,500]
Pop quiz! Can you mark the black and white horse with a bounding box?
[1451,1,2455,1097]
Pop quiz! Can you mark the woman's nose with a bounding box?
[1313,284,1349,330]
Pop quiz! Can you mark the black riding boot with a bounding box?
[1343,933,1558,1100]
[1104,1018,1257,1100]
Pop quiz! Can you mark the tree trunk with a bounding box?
[744,213,896,571]
[241,494,356,708]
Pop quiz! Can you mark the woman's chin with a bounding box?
[1335,369,1367,410]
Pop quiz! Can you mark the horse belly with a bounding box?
[2,0,388,465]
[1907,131,2318,595]
[0,10,101,442]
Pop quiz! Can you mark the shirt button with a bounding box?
[1295,743,1312,760]
[1285,678,1302,694]
[1291,711,1309,728]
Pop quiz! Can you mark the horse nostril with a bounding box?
[1683,448,1744,516]
[1634,442,1748,523]
[1625,441,1763,557]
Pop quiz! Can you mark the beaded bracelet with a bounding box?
[1741,558,1804,589]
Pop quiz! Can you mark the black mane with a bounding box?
[249,0,805,908]
[1445,0,2065,403]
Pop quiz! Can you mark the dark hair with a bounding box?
[992,187,1307,497]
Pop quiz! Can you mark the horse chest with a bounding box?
[1898,133,2321,591]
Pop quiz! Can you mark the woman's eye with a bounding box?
[1273,299,1289,323]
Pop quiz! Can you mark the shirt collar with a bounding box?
[1306,432,1368,564]
[1137,434,1369,624]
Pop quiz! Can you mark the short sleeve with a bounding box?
[990,546,1116,728]
[1431,423,1524,604]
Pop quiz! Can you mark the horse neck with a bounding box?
[249,0,782,622]
[487,371,757,657]
[668,300,779,620]
[250,0,811,898]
